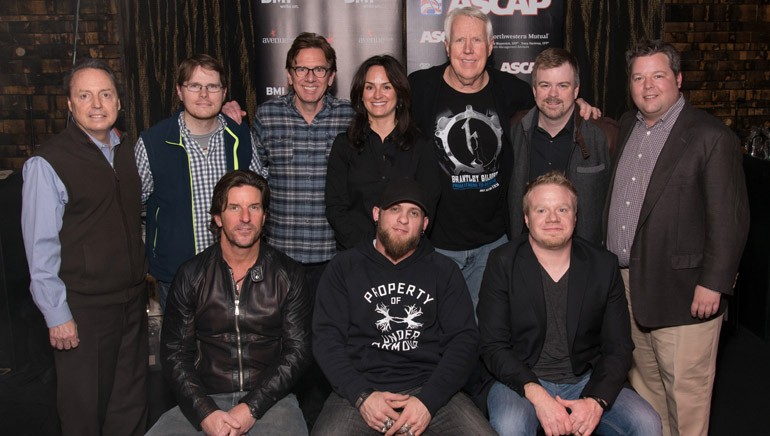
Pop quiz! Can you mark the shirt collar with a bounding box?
[534,108,575,138]
[83,128,120,150]
[635,93,685,131]
[177,111,226,136]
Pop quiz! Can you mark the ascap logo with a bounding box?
[420,30,445,43]
[448,0,551,16]
[500,62,534,75]
[266,86,287,96]
[420,0,443,15]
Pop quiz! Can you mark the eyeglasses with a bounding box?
[290,66,331,78]
[182,83,224,93]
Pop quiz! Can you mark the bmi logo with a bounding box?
[420,0,442,15]
[266,86,287,96]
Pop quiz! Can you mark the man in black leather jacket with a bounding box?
[147,170,312,436]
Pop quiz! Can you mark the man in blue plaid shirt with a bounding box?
[224,32,354,430]
[136,54,264,311]
[225,33,353,289]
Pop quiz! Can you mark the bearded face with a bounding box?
[376,217,421,261]
[373,202,428,263]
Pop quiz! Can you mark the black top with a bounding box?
[533,268,581,383]
[478,235,633,406]
[163,242,311,427]
[325,128,440,250]
[529,114,575,180]
[313,237,479,416]
[409,64,533,250]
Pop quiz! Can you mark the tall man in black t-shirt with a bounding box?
[409,6,596,308]
[477,172,661,436]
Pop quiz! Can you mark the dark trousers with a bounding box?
[54,291,148,436]
[296,261,331,431]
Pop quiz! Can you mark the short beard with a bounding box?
[376,221,421,261]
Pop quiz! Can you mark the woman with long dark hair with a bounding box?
[325,55,439,250]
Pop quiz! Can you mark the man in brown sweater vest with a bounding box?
[21,59,148,436]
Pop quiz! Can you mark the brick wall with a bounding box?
[664,0,770,139]
[0,0,122,170]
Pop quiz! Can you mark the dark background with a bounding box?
[1,0,768,170]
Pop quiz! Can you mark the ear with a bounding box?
[422,216,429,232]
[176,85,184,101]
[572,84,580,100]
[222,87,227,100]
[524,214,530,229]
[372,206,381,222]
[486,38,494,57]
[444,39,450,57]
[214,214,223,228]
[286,69,293,87]
[676,72,682,89]
[67,98,73,113]
[326,71,335,87]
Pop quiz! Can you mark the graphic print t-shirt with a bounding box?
[430,81,508,250]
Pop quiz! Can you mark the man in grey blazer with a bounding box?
[509,48,618,246]
[605,39,749,436]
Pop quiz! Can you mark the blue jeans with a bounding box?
[146,393,307,436]
[487,374,662,436]
[157,280,171,313]
[434,235,507,311]
[311,388,495,435]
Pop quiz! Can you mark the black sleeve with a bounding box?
[325,134,361,250]
[414,137,441,235]
[580,259,633,406]
[312,258,373,407]
[161,270,219,429]
[414,262,480,415]
[477,246,539,396]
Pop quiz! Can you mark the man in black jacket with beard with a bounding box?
[147,170,311,436]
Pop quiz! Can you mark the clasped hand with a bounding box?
[359,391,431,436]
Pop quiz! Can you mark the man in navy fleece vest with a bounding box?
[135,54,264,310]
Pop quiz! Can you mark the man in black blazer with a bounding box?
[479,172,660,436]
[605,40,749,436]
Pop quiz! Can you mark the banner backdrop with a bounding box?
[405,0,563,83]
[252,0,403,102]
